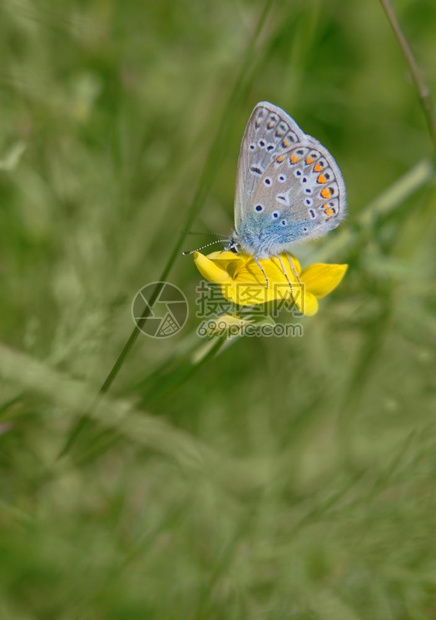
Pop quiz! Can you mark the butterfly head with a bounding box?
[223,237,240,254]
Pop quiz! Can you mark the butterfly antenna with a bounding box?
[182,238,228,256]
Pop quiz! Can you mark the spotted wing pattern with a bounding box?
[249,141,346,233]
[234,102,305,232]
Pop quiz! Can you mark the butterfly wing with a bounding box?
[234,103,346,256]
[234,102,306,233]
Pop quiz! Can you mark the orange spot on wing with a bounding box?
[277,156,285,163]
[282,138,291,148]
[313,163,323,172]
[290,154,300,164]
[321,188,331,198]
[324,207,333,216]
[305,156,314,164]
[317,174,327,183]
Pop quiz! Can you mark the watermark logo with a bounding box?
[132,280,304,339]
[197,319,303,338]
[195,282,304,338]
[132,281,189,338]
[195,282,304,319]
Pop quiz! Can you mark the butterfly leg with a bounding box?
[287,255,302,285]
[286,255,305,309]
[277,255,294,297]
[254,257,269,289]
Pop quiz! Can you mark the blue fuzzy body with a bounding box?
[234,211,314,258]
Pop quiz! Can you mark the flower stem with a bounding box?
[379,0,436,152]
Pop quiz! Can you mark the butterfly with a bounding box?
[224,101,346,282]
[184,102,346,286]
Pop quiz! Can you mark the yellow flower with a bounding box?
[193,251,348,316]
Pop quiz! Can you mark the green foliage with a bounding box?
[0,0,436,618]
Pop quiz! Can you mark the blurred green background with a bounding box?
[1,0,436,618]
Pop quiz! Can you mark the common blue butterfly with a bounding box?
[227,102,346,264]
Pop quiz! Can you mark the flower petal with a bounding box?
[220,281,277,306]
[193,252,232,283]
[289,285,319,316]
[300,263,348,299]
[225,255,298,306]
[204,251,245,279]
[302,291,319,316]
[233,254,301,281]
[206,251,240,262]
[196,252,303,306]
